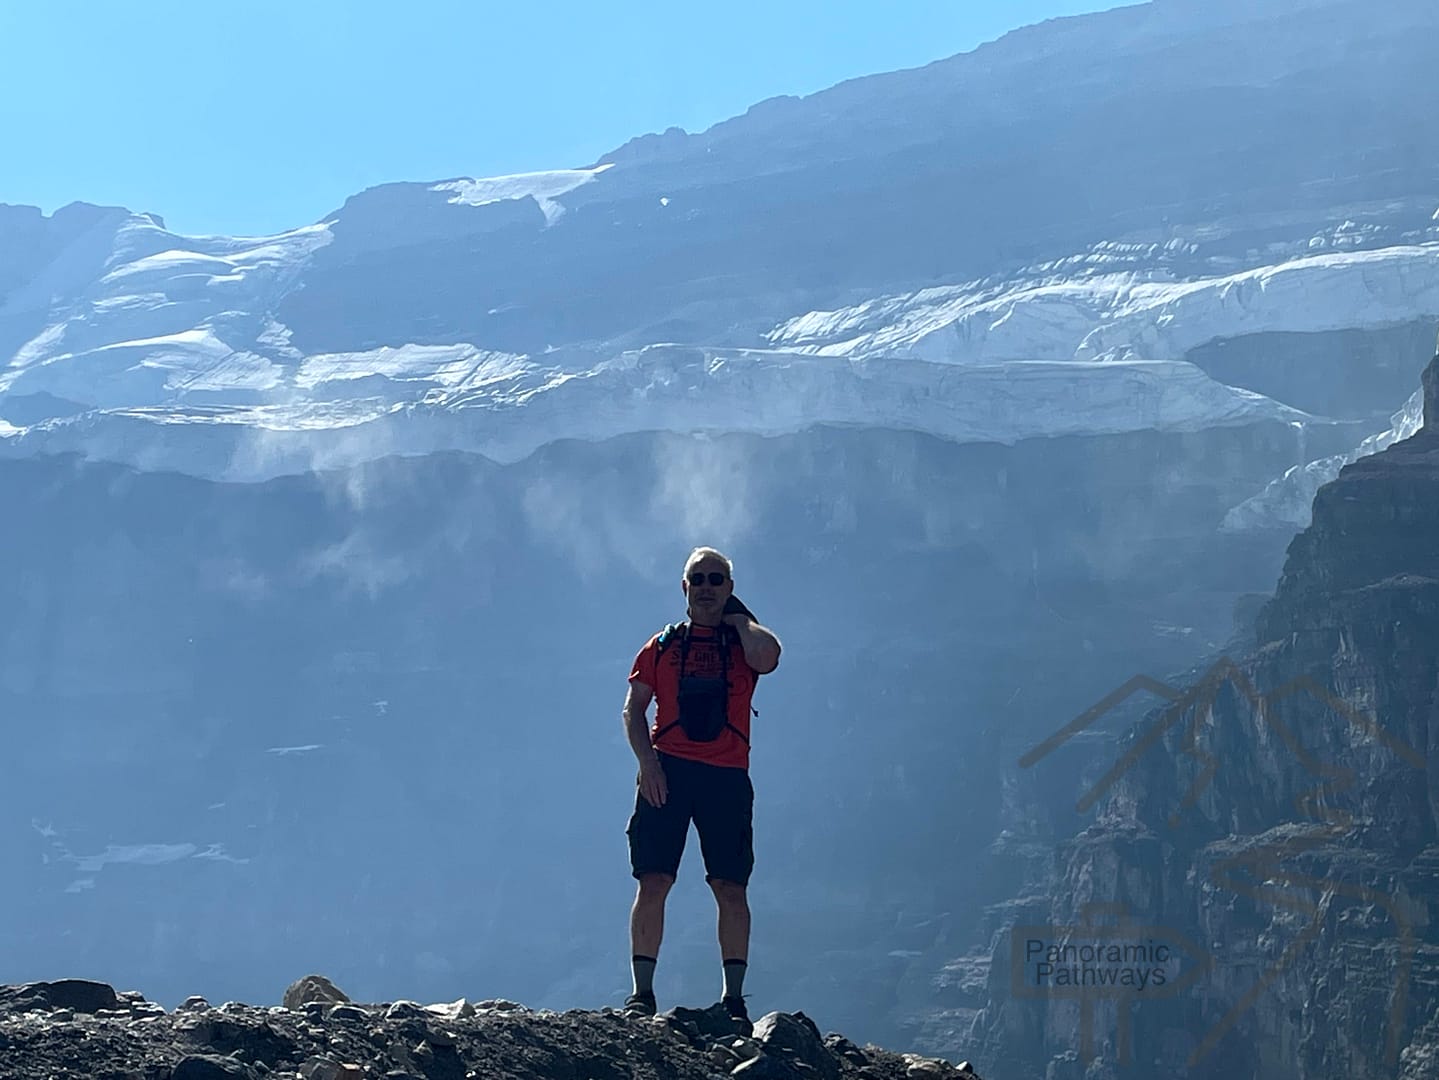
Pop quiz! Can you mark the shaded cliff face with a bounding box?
[966,355,1439,1079]
[0,417,1333,1050]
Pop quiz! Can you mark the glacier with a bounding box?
[769,246,1439,365]
[5,200,1438,482]
[5,0,1439,494]
[0,0,1433,506]
[1220,385,1427,532]
[0,347,1313,481]
[432,163,615,224]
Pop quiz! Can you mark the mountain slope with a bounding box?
[3,0,1438,486]
[961,352,1439,1078]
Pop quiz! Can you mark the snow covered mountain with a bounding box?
[3,0,1438,509]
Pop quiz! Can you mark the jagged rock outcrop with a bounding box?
[966,349,1439,1079]
[0,978,984,1080]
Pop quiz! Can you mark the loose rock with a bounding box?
[0,982,985,1080]
[283,975,351,1011]
[173,1053,260,1079]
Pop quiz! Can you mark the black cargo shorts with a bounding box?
[626,752,754,886]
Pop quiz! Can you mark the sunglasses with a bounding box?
[687,571,729,586]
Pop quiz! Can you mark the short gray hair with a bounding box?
[684,546,733,577]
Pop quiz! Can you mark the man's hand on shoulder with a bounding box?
[724,613,781,674]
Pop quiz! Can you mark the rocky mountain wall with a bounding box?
[964,352,1439,1079]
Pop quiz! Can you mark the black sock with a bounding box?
[632,955,657,996]
[722,958,747,999]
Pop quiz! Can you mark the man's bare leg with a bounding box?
[628,873,674,1009]
[710,876,751,1029]
[631,872,674,955]
[709,878,750,963]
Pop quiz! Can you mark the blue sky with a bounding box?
[1,0,1116,236]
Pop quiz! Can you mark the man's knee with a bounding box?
[636,872,675,901]
[708,877,748,906]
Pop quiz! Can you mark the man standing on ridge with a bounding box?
[622,546,782,1034]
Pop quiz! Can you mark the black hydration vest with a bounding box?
[651,622,751,746]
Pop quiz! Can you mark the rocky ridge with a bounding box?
[962,346,1439,1079]
[0,977,984,1080]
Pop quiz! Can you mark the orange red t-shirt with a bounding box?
[629,622,760,769]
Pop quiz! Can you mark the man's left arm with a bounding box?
[725,615,781,674]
